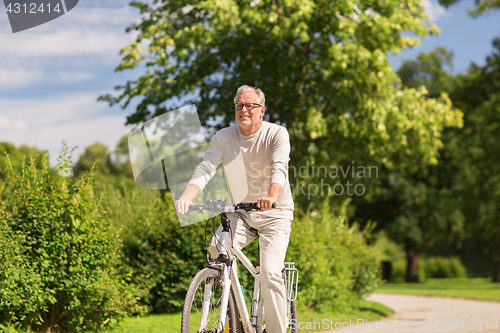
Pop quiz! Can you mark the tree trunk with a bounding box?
[405,238,421,283]
[492,252,500,283]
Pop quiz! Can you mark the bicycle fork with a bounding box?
[207,212,260,333]
[200,228,233,333]
[210,231,258,333]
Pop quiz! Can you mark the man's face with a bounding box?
[235,91,265,131]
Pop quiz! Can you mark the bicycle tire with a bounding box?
[256,292,297,333]
[181,267,238,333]
[231,288,244,333]
[288,300,298,333]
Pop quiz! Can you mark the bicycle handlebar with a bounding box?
[188,199,276,214]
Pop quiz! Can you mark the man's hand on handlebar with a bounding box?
[257,195,278,212]
[176,198,193,215]
[183,200,276,214]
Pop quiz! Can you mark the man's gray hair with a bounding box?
[234,85,265,106]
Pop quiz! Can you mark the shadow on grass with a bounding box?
[357,306,390,317]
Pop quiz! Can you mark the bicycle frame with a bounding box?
[200,213,262,333]
[194,205,297,333]
[231,246,261,333]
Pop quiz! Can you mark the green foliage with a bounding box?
[97,184,208,313]
[365,40,500,283]
[390,259,426,282]
[423,257,467,278]
[353,166,465,282]
[97,182,382,315]
[0,142,45,180]
[99,0,465,295]
[389,260,409,283]
[389,257,466,282]
[73,140,136,191]
[443,39,500,281]
[0,323,33,333]
[100,0,461,178]
[0,144,147,332]
[386,173,464,247]
[437,0,499,16]
[288,200,381,312]
[73,142,113,176]
[370,231,405,262]
[354,46,465,282]
[398,47,455,98]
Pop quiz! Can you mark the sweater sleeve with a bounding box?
[187,131,224,191]
[270,127,291,188]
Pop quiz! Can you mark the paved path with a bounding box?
[319,293,500,333]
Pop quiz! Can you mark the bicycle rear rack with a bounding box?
[282,262,298,302]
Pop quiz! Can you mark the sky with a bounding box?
[0,0,499,166]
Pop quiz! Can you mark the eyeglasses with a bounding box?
[234,103,263,111]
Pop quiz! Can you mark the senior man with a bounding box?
[175,85,294,332]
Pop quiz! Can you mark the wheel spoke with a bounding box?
[182,268,237,333]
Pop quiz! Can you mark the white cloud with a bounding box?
[0,115,29,130]
[66,5,140,27]
[0,66,97,87]
[0,29,134,60]
[424,0,449,21]
[0,93,134,165]
[56,71,97,82]
[0,67,44,88]
[0,3,143,164]
[0,3,140,89]
[1,93,102,127]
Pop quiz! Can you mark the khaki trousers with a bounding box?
[208,209,293,333]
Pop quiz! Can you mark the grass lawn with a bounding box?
[107,300,394,333]
[107,312,183,333]
[377,278,500,302]
[0,300,393,333]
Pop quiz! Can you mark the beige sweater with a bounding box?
[188,121,294,215]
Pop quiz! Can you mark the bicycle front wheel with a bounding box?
[181,267,238,333]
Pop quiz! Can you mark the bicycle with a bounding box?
[180,199,298,333]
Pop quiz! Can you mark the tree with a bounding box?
[114,134,135,178]
[0,142,46,179]
[97,0,467,307]
[352,47,464,282]
[100,0,462,211]
[393,48,463,282]
[73,142,112,176]
[398,47,455,98]
[73,141,136,191]
[447,38,500,281]
[438,0,499,16]
[419,0,500,281]
[362,39,500,282]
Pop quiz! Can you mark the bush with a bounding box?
[389,260,406,282]
[371,231,406,262]
[389,256,467,282]
[98,184,208,313]
[98,184,381,315]
[0,145,147,332]
[287,200,381,313]
[389,259,426,282]
[423,257,467,278]
[0,142,46,180]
